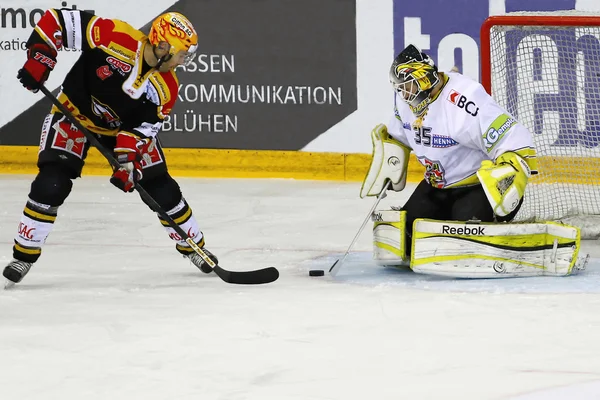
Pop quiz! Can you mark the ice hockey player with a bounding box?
[3,9,218,286]
[360,44,586,278]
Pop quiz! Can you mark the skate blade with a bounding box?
[4,279,15,290]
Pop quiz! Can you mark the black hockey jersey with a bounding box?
[27,8,179,139]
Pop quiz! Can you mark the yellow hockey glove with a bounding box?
[476,152,531,217]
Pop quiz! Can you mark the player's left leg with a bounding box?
[4,113,91,286]
[136,139,217,273]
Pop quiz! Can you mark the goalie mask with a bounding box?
[389,45,440,117]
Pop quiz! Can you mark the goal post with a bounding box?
[480,12,600,238]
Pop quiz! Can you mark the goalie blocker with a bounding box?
[360,124,410,198]
[372,212,588,278]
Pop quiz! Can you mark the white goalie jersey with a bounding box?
[387,71,538,188]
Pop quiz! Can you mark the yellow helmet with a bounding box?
[390,45,440,117]
[148,12,198,66]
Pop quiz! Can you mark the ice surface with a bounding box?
[2,175,600,400]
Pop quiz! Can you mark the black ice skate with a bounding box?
[3,259,34,287]
[186,248,219,274]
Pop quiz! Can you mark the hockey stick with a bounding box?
[328,181,391,277]
[39,85,278,285]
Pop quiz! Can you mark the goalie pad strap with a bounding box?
[372,209,407,265]
[411,219,582,278]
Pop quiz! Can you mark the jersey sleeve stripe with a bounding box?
[149,73,179,119]
[512,147,538,174]
[33,9,62,51]
[60,9,83,49]
[85,16,101,49]
[34,26,57,51]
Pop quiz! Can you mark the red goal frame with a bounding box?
[480,15,600,95]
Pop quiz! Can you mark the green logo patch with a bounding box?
[483,114,517,152]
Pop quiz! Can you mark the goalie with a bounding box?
[361,44,586,278]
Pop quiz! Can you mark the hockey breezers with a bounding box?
[39,85,278,285]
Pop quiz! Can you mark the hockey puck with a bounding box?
[309,270,325,277]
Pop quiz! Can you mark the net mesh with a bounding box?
[486,13,600,238]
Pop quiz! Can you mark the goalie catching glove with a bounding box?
[110,132,149,193]
[360,124,411,198]
[477,151,531,217]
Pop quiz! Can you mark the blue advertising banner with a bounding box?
[393,0,578,81]
[393,0,488,79]
[500,27,600,147]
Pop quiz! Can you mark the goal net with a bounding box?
[481,11,600,238]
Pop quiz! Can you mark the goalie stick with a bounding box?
[328,181,391,277]
[39,85,278,285]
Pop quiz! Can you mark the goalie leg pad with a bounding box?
[410,219,584,278]
[372,210,408,265]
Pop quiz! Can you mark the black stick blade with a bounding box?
[214,266,279,285]
[328,259,339,273]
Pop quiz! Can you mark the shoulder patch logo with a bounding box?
[483,114,517,152]
[447,89,479,116]
[447,89,461,105]
[93,26,101,44]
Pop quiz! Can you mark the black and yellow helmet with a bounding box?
[389,45,440,117]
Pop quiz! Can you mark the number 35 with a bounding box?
[414,126,432,146]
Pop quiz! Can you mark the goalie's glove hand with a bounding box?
[477,152,531,217]
[110,133,147,193]
[17,43,57,93]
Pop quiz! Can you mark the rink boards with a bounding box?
[0,145,417,181]
[0,145,595,184]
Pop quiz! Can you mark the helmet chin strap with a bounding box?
[152,45,173,70]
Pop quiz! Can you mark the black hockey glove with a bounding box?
[17,43,58,93]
